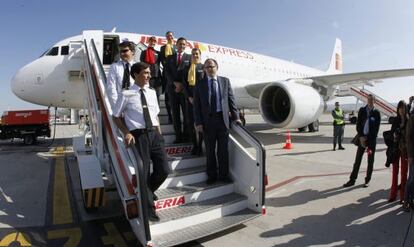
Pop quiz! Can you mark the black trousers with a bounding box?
[186,98,203,149]
[349,141,377,183]
[204,113,229,180]
[131,129,169,209]
[167,86,187,141]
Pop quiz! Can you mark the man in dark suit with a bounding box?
[159,31,176,124]
[344,94,381,187]
[193,58,241,184]
[165,37,191,143]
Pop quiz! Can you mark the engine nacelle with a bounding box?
[259,81,324,128]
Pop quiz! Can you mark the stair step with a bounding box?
[162,134,176,144]
[160,124,174,134]
[154,181,234,211]
[156,180,232,200]
[164,143,194,157]
[152,208,259,247]
[150,193,248,235]
[160,166,206,189]
[159,115,171,125]
[168,155,205,171]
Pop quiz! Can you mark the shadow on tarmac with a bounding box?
[262,189,412,246]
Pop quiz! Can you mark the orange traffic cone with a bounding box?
[283,131,293,149]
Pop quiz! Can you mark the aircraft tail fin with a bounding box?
[327,38,342,74]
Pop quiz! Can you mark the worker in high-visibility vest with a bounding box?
[332,102,345,151]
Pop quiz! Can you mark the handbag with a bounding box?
[351,134,360,146]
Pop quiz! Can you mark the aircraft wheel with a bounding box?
[298,127,307,132]
[308,120,319,132]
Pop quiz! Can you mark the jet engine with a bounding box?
[259,81,324,128]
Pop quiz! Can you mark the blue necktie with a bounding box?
[210,78,217,113]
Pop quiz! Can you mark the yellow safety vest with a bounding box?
[333,108,344,125]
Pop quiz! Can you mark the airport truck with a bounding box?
[0,109,51,145]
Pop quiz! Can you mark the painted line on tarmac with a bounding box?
[52,154,73,225]
[266,168,388,192]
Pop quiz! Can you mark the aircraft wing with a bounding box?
[310,68,414,87]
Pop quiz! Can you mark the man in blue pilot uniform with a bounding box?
[112,62,169,221]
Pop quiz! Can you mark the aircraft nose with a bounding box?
[11,66,28,101]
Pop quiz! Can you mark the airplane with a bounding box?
[11,30,414,130]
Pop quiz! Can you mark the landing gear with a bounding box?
[308,120,319,132]
[298,120,319,132]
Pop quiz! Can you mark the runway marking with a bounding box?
[0,187,13,203]
[101,223,128,247]
[0,232,31,246]
[266,168,388,192]
[52,156,73,225]
[47,228,81,247]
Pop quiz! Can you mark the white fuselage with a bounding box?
[11,32,326,110]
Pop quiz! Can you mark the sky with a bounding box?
[0,0,413,113]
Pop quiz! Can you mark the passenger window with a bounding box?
[61,46,69,55]
[46,47,59,56]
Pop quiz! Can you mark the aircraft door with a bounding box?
[134,42,148,63]
[82,30,104,63]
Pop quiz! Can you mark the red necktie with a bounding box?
[177,53,182,65]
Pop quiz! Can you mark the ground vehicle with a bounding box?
[0,109,51,145]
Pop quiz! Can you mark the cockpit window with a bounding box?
[61,46,69,55]
[46,47,59,56]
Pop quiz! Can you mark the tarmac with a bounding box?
[1,113,413,247]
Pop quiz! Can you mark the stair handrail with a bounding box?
[84,39,151,242]
[230,121,266,206]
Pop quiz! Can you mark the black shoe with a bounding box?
[363,183,369,188]
[339,146,345,150]
[219,177,233,183]
[332,148,336,151]
[149,209,160,222]
[191,146,198,155]
[206,178,217,185]
[343,180,355,188]
[153,194,158,201]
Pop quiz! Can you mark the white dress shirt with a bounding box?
[113,84,160,131]
[107,60,134,105]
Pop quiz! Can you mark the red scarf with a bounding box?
[145,47,156,64]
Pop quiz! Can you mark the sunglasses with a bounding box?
[205,66,216,69]
[120,49,130,53]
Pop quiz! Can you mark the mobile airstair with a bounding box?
[74,31,266,247]
[337,86,397,117]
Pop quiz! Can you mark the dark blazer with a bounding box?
[159,44,177,67]
[193,76,239,129]
[180,63,204,98]
[356,106,381,144]
[165,53,191,85]
[140,48,161,78]
[406,115,414,158]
